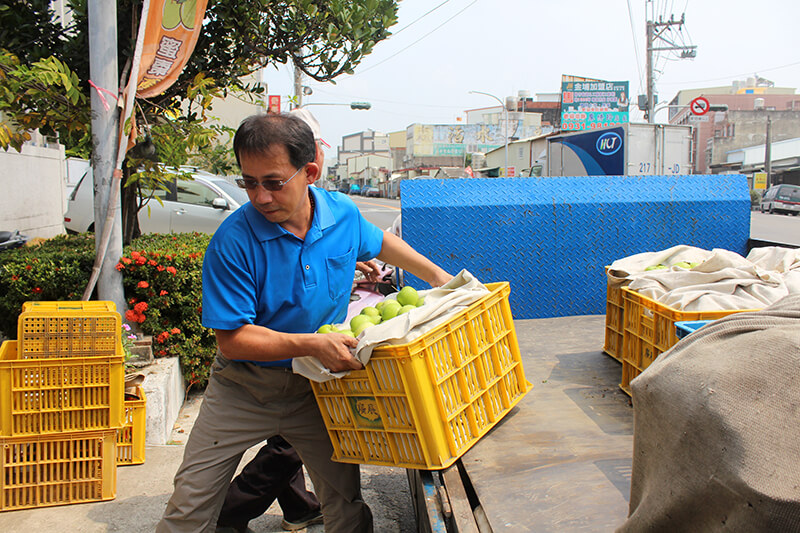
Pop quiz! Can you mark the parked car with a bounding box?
[760,184,800,215]
[64,168,249,234]
[363,187,381,198]
[348,184,361,195]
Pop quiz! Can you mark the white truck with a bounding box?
[546,122,693,176]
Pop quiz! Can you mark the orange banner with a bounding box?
[136,0,208,98]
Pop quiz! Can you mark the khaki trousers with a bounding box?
[157,357,373,533]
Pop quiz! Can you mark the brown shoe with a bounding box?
[281,509,324,531]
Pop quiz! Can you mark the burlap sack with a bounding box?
[618,294,800,532]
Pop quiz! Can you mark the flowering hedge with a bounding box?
[117,232,215,389]
[0,232,216,390]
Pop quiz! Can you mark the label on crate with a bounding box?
[348,396,384,429]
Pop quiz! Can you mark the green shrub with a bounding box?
[0,232,216,390]
[0,233,95,338]
[750,189,762,209]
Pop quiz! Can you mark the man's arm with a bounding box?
[376,231,453,287]
[215,325,362,372]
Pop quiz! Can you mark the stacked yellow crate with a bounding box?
[0,301,131,511]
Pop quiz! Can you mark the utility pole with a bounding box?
[293,62,303,109]
[87,0,125,312]
[644,10,696,122]
[765,116,773,188]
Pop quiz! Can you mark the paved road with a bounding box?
[750,210,800,246]
[350,195,401,230]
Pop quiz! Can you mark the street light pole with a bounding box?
[470,90,507,176]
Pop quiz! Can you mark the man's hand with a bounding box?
[313,332,363,372]
[356,260,381,283]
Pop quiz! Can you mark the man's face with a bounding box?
[238,144,316,226]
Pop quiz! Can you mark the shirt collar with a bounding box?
[243,186,336,242]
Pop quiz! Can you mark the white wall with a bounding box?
[0,142,67,239]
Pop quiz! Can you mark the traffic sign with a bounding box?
[753,172,767,190]
[690,96,710,116]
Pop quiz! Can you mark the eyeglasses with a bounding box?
[235,165,304,192]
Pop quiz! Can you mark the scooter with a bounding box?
[0,230,28,252]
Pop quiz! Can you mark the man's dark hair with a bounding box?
[233,113,316,169]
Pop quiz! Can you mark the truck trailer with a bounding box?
[546,122,693,176]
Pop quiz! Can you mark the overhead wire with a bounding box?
[391,0,454,36]
[626,0,645,96]
[348,0,480,77]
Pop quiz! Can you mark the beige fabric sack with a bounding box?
[618,294,800,532]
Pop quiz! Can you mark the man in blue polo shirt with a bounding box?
[158,113,452,533]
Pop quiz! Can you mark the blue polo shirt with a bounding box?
[201,187,384,367]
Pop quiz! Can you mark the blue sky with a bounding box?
[260,0,800,159]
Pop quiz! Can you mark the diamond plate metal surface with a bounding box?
[401,175,750,319]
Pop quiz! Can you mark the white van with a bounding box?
[759,184,800,216]
[64,168,249,234]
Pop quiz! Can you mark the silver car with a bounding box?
[64,168,249,234]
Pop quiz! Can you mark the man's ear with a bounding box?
[305,162,320,184]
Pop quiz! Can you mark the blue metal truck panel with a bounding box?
[401,175,750,319]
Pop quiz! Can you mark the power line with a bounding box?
[659,59,800,85]
[351,0,480,77]
[391,0,454,36]
[626,0,645,95]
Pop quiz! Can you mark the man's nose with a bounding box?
[253,185,274,202]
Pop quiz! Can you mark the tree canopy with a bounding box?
[0,0,399,155]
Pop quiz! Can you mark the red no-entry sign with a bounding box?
[690,96,710,116]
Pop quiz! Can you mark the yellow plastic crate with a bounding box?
[0,341,125,436]
[620,287,758,395]
[312,282,531,470]
[620,360,640,397]
[17,301,122,359]
[0,429,117,511]
[117,386,146,466]
[603,272,626,363]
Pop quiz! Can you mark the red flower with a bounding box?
[148,260,157,266]
[135,256,146,265]
[157,349,167,356]
[157,332,170,343]
[125,309,136,322]
[170,328,181,335]
[131,251,141,260]
[166,266,177,275]
[115,262,125,271]
[134,312,146,324]
[25,265,32,270]
[165,255,173,260]
[11,275,18,281]
[160,290,168,296]
[157,265,165,272]
[134,301,148,313]
[32,287,42,294]
[137,281,149,289]
[129,297,137,305]
[121,257,132,265]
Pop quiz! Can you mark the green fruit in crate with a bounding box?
[644,264,668,271]
[375,301,386,311]
[361,306,380,318]
[339,329,355,337]
[672,261,692,269]
[353,321,374,337]
[415,297,425,307]
[398,305,416,315]
[368,314,382,325]
[350,314,372,332]
[317,324,333,334]
[689,262,701,268]
[396,286,419,307]
[381,301,402,321]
